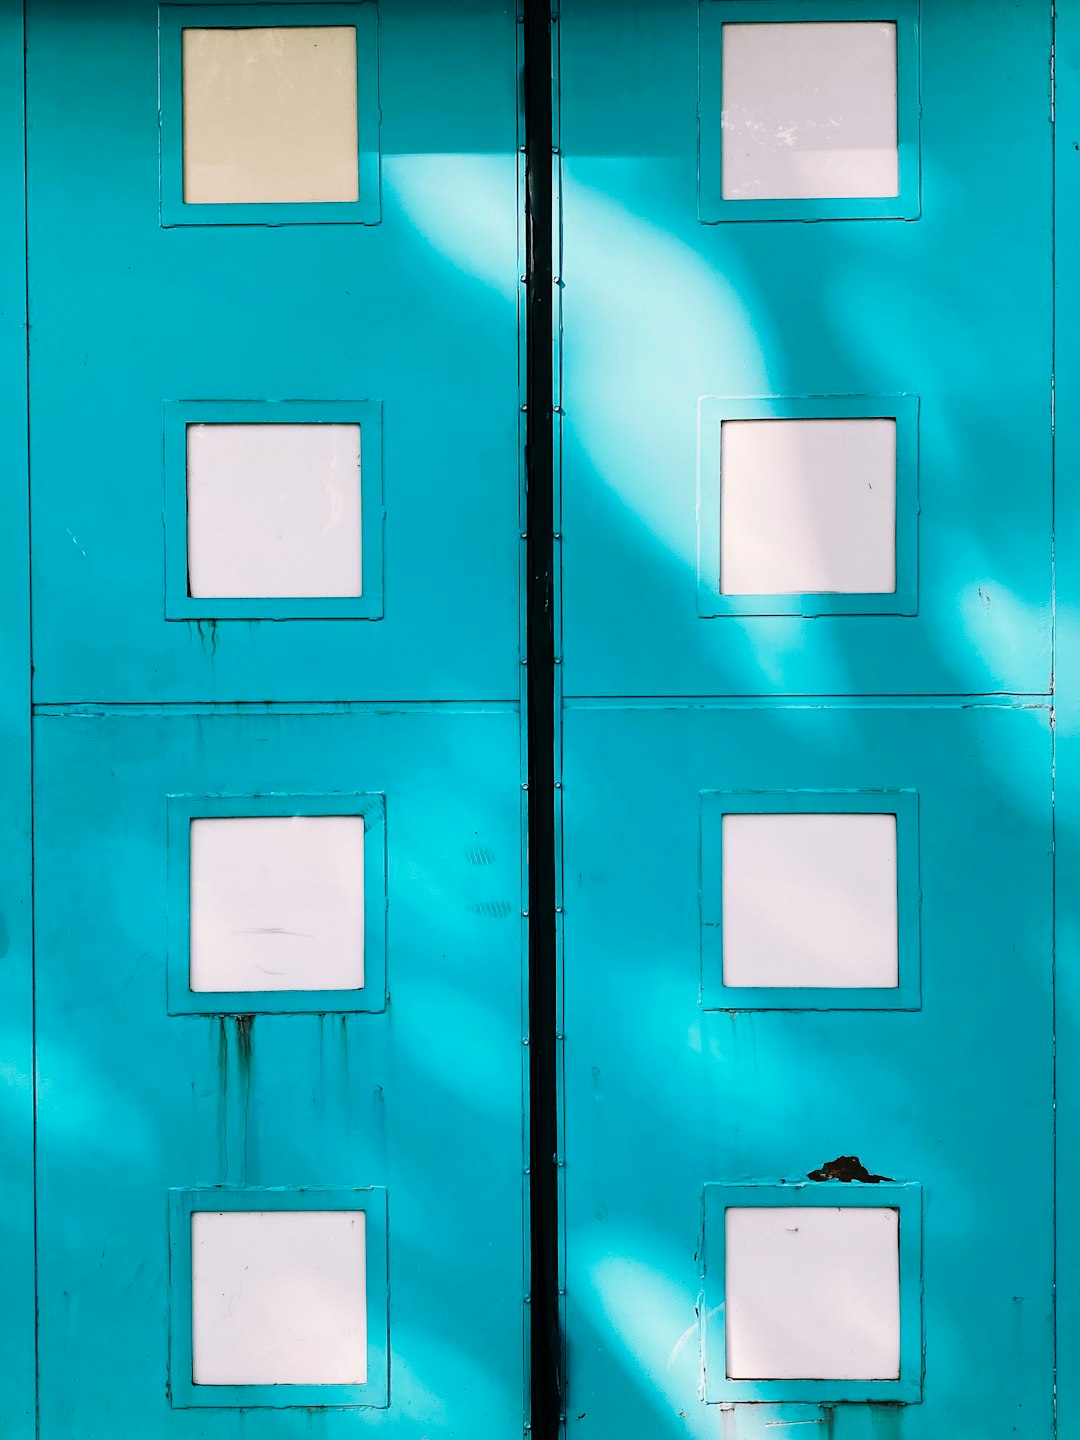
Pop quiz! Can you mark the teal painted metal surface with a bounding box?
[34,707,527,1436]
[27,0,522,704]
[23,0,528,1435]
[1055,6,1080,1438]
[558,0,1053,700]
[0,3,33,1438]
[3,0,1075,1435]
[561,701,1053,1436]
[558,0,1057,1435]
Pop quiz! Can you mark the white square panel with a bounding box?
[189,815,365,993]
[192,1210,367,1385]
[720,418,897,595]
[721,22,899,201]
[722,812,898,988]
[725,1206,901,1380]
[186,423,362,600]
[182,26,360,204]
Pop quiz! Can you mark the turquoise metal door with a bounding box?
[557,1,1057,1437]
[0,1,1073,1437]
[16,2,528,1437]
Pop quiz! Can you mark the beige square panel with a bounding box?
[189,815,365,993]
[720,418,897,596]
[186,423,362,600]
[725,1206,901,1380]
[192,1210,367,1385]
[722,812,899,988]
[182,26,360,204]
[721,22,899,201]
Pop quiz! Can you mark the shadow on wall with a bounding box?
[17,0,1063,1438]
[552,1,1057,1438]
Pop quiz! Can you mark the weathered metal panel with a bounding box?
[25,1,528,1435]
[33,706,527,1437]
[558,0,1056,1435]
[558,0,1053,699]
[26,0,522,705]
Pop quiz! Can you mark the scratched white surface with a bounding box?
[725,1206,901,1380]
[189,815,366,993]
[192,1209,368,1385]
[720,418,897,596]
[721,21,899,200]
[186,423,362,599]
[722,812,899,988]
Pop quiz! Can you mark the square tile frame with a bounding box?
[168,1185,389,1408]
[166,791,387,1015]
[698,394,919,618]
[698,0,921,223]
[702,1180,923,1403]
[164,399,384,621]
[159,2,381,227]
[700,788,921,1010]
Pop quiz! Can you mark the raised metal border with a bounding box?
[166,790,388,1015]
[699,787,922,1010]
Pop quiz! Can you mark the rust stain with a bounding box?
[194,617,220,657]
[869,1403,905,1440]
[234,1015,257,1181]
[216,1016,229,1172]
[808,1155,892,1184]
[235,1013,254,1072]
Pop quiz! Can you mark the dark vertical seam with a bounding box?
[524,0,560,1435]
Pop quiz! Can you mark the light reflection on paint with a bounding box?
[387,155,519,297]
[564,177,765,563]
